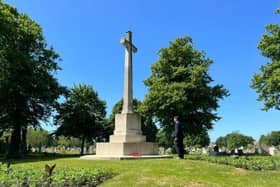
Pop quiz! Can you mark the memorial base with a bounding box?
[96,142,158,156]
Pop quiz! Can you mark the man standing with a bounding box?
[172,116,184,159]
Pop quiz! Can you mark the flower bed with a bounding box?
[186,154,280,171]
[0,163,114,186]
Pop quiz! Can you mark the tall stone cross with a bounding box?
[120,31,137,114]
[93,31,159,157]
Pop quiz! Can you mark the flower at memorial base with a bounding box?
[131,152,141,157]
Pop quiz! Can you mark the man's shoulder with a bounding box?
[176,122,181,126]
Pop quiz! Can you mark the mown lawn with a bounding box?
[7,156,280,187]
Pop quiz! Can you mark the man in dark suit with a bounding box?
[172,116,184,159]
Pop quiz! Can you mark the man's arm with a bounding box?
[174,123,179,137]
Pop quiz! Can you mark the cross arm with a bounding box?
[120,38,137,53]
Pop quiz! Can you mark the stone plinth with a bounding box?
[96,142,158,156]
[81,155,173,160]
[95,113,158,157]
[109,113,146,143]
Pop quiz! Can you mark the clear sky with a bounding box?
[4,0,280,141]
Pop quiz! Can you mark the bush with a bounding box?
[0,162,114,186]
[186,154,280,171]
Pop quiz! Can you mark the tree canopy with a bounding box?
[259,131,280,146]
[55,84,106,155]
[56,136,81,149]
[26,128,48,151]
[140,37,229,143]
[0,1,66,157]
[216,132,255,150]
[184,129,210,148]
[215,136,227,148]
[252,10,280,111]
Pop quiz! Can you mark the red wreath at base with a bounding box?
[131,152,142,157]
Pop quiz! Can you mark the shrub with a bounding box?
[0,162,114,186]
[186,154,280,171]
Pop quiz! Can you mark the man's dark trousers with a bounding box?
[175,138,184,159]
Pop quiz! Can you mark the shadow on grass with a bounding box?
[0,152,81,164]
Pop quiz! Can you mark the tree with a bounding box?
[46,134,58,148]
[216,136,227,148]
[140,37,229,144]
[184,129,210,148]
[0,131,11,154]
[218,132,255,151]
[259,131,280,146]
[156,129,172,148]
[107,99,158,142]
[55,84,106,155]
[26,128,48,152]
[0,2,66,157]
[252,9,280,110]
[56,136,81,149]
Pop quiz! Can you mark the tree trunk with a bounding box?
[80,136,85,156]
[86,145,90,154]
[8,123,21,158]
[21,126,27,155]
[5,136,9,156]
[39,143,42,153]
[8,95,26,158]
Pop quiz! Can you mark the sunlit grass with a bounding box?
[7,156,280,187]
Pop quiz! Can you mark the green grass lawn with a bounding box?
[7,156,279,187]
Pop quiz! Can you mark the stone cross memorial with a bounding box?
[94,31,158,158]
[120,31,136,114]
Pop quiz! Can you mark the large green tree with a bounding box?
[215,136,227,148]
[107,99,158,142]
[26,128,48,152]
[252,9,280,110]
[0,1,66,157]
[140,37,228,143]
[184,129,210,148]
[56,136,81,149]
[216,132,255,151]
[55,84,106,155]
[259,131,280,146]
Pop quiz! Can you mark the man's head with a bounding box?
[173,116,179,123]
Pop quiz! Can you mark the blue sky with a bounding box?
[4,0,280,141]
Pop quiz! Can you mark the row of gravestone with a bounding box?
[2,142,279,156]
[33,146,97,154]
[158,145,280,156]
